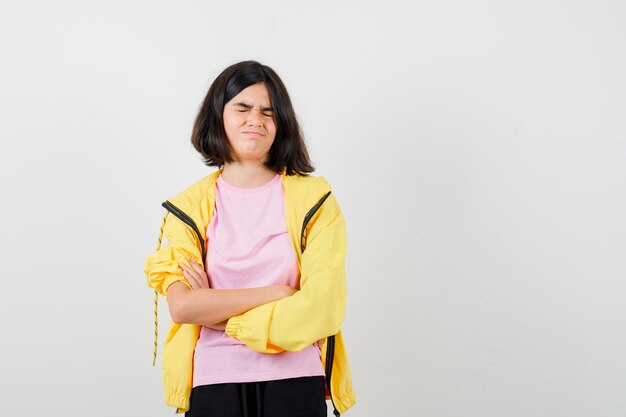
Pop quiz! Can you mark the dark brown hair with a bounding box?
[191,60,314,175]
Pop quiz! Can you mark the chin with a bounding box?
[234,154,268,163]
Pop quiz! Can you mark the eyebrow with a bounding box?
[233,102,274,112]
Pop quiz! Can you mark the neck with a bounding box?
[221,161,278,189]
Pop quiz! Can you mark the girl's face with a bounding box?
[222,82,277,164]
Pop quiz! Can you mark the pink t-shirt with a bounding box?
[192,173,325,387]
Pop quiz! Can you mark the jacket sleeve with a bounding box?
[144,211,201,297]
[224,193,347,353]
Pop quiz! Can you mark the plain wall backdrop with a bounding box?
[1,1,625,416]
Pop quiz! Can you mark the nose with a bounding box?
[246,108,264,127]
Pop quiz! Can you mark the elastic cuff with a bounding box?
[163,274,192,297]
[165,391,190,413]
[225,315,243,338]
[334,389,357,414]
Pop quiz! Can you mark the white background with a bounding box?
[1,1,625,416]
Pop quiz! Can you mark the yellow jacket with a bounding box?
[144,168,356,415]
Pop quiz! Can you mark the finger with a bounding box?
[182,261,202,280]
[188,259,209,288]
[189,258,205,274]
[180,263,201,288]
[188,264,209,289]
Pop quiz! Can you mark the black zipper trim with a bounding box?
[161,200,206,259]
[300,191,332,253]
[300,190,340,417]
[326,335,339,417]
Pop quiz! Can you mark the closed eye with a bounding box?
[236,108,274,117]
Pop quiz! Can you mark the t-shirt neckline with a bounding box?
[217,173,280,193]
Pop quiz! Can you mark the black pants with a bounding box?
[185,376,327,417]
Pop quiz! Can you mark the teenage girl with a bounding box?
[145,60,355,417]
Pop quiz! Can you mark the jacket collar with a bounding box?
[167,167,332,215]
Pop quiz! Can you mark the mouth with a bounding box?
[243,131,264,137]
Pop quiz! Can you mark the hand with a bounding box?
[179,258,210,289]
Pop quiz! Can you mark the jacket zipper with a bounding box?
[300,191,340,417]
[163,191,340,416]
[161,201,206,259]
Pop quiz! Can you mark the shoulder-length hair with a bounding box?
[191,60,314,175]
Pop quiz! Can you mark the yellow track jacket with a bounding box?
[144,168,356,414]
